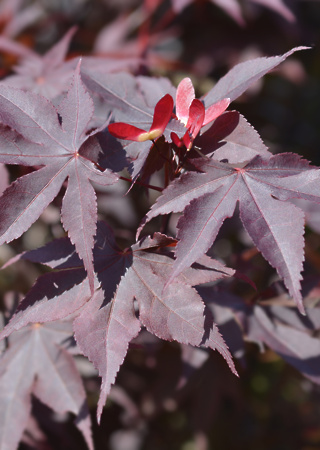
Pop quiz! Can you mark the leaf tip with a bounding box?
[298,302,306,316]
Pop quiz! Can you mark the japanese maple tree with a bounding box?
[0,1,319,448]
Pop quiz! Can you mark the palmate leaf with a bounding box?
[247,305,320,383]
[141,153,320,313]
[85,46,307,179]
[75,229,237,422]
[0,321,93,450]
[0,60,118,292]
[202,283,320,385]
[0,27,77,98]
[194,111,271,163]
[0,222,236,422]
[203,46,309,107]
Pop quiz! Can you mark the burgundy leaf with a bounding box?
[74,286,141,423]
[141,153,320,313]
[1,222,236,422]
[203,47,309,107]
[132,259,235,373]
[94,230,236,420]
[0,1,43,38]
[250,0,295,22]
[195,111,271,163]
[0,61,118,292]
[0,269,92,340]
[0,27,78,99]
[202,285,320,384]
[247,305,320,383]
[0,321,93,450]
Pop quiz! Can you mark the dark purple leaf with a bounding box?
[203,47,309,107]
[0,61,118,292]
[1,222,236,421]
[0,269,92,340]
[250,0,295,22]
[0,27,77,98]
[141,153,320,313]
[171,0,244,24]
[74,286,141,423]
[247,305,320,384]
[0,321,93,450]
[196,111,271,163]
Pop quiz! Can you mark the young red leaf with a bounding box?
[203,97,230,127]
[150,93,174,136]
[186,99,205,140]
[174,77,230,148]
[82,71,185,177]
[176,77,195,125]
[108,122,149,141]
[108,94,174,142]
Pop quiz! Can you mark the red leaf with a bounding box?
[150,93,174,135]
[108,94,174,143]
[203,97,230,127]
[83,70,185,177]
[108,122,147,141]
[176,77,195,125]
[0,27,78,99]
[186,99,205,140]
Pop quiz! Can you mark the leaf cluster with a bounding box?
[0,1,319,449]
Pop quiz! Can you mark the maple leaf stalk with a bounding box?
[87,154,164,192]
[119,175,163,192]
